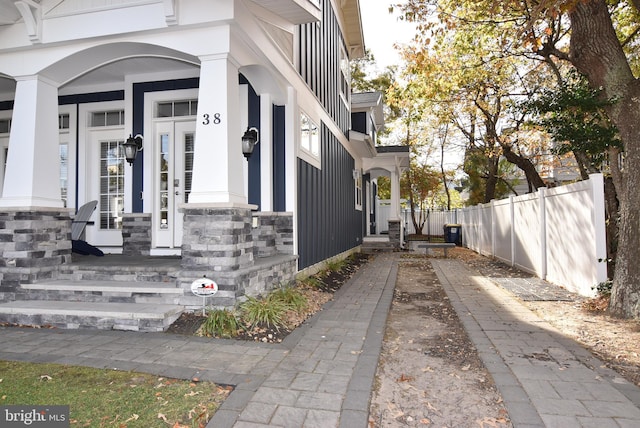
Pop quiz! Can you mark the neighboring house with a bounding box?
[0,0,408,329]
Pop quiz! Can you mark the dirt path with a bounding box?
[369,256,511,427]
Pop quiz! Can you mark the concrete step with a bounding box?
[0,300,184,332]
[18,280,184,304]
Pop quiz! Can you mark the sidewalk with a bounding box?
[1,253,640,427]
[432,258,640,427]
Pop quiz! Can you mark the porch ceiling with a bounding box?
[0,0,22,26]
[250,0,321,24]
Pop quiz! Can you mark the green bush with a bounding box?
[201,308,240,338]
[324,258,345,273]
[240,295,289,329]
[300,275,324,289]
[270,285,308,313]
[594,280,613,297]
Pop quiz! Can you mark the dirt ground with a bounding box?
[369,247,640,427]
[368,254,511,427]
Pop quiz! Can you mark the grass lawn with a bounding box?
[0,360,231,427]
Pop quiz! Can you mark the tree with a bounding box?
[396,0,640,318]
[394,2,549,203]
[401,162,442,234]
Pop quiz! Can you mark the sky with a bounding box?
[360,3,417,69]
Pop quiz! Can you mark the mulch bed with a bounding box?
[166,253,371,342]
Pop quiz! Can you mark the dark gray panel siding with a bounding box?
[297,124,362,269]
[296,0,350,136]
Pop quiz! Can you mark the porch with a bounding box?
[0,209,297,332]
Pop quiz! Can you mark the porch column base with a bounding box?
[0,208,72,300]
[122,213,151,256]
[178,205,298,308]
[388,219,401,249]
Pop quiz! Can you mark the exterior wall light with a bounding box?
[242,127,259,159]
[123,134,143,165]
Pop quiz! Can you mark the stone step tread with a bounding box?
[23,280,182,294]
[0,300,184,319]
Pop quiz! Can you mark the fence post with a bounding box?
[539,187,547,281]
[590,173,608,283]
[491,200,496,258]
[509,195,515,267]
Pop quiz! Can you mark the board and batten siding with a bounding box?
[296,0,350,135]
[297,124,362,269]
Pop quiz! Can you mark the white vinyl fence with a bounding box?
[402,209,459,236]
[459,174,607,297]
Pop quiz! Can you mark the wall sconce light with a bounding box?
[122,134,143,165]
[242,127,259,159]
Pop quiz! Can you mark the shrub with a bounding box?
[299,276,324,290]
[201,308,240,338]
[240,295,289,329]
[324,258,345,273]
[270,285,308,313]
[594,280,613,297]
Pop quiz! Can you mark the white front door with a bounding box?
[85,128,126,246]
[153,120,195,248]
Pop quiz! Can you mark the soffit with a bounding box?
[250,0,321,24]
[341,0,364,58]
[0,0,26,25]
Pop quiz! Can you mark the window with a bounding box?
[0,118,11,134]
[339,44,350,105]
[156,100,198,118]
[354,169,362,211]
[59,114,70,130]
[99,140,125,230]
[300,112,319,157]
[90,110,124,127]
[60,144,68,207]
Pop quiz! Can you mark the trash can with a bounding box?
[443,224,461,245]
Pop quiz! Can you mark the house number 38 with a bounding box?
[202,113,221,125]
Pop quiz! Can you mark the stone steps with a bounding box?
[0,300,183,332]
[18,280,184,304]
[0,255,186,332]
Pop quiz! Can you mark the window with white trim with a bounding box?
[339,44,350,106]
[300,112,320,158]
[354,169,362,211]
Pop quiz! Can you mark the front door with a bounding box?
[86,128,126,246]
[153,120,195,248]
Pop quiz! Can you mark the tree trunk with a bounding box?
[484,156,499,203]
[569,0,640,318]
[501,143,547,190]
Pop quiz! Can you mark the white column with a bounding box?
[260,93,273,211]
[0,75,62,208]
[285,87,297,213]
[189,55,246,204]
[389,168,401,220]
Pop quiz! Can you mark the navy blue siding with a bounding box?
[296,0,350,136]
[352,112,366,134]
[297,124,362,269]
[245,82,261,208]
[273,105,286,212]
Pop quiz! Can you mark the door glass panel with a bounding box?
[159,133,170,229]
[184,132,194,203]
[99,140,124,229]
[60,144,68,207]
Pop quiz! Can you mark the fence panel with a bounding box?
[459,174,607,297]
[544,176,607,296]
[493,198,513,265]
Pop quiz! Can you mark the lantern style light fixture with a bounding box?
[122,134,143,165]
[241,127,259,159]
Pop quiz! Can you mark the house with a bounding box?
[0,0,409,330]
